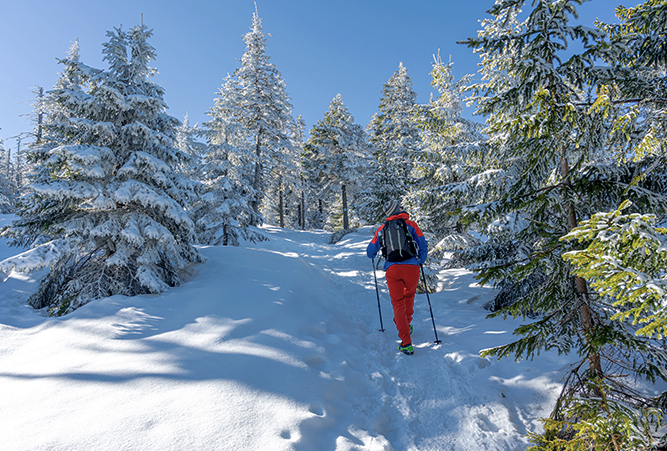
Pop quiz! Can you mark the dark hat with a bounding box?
[383,200,401,218]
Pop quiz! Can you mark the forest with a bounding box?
[0,0,666,449]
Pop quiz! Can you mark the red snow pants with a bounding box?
[385,264,420,346]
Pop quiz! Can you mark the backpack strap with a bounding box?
[379,220,389,258]
[398,218,418,256]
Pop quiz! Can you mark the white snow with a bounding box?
[0,238,77,275]
[0,219,578,450]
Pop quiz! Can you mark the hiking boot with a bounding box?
[398,343,414,355]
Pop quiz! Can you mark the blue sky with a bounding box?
[1,0,623,151]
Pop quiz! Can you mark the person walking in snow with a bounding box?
[367,200,428,355]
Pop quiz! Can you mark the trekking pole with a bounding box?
[420,264,441,344]
[371,258,385,332]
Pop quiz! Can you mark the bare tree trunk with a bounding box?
[14,137,22,189]
[250,130,263,224]
[279,177,285,228]
[561,153,603,380]
[300,191,305,230]
[341,184,349,230]
[318,199,323,228]
[37,87,44,144]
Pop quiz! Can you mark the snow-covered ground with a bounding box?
[0,219,574,450]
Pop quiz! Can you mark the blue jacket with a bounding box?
[367,212,428,270]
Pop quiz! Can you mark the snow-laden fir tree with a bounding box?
[289,115,309,230]
[409,54,489,265]
[262,111,303,229]
[303,94,370,231]
[0,137,13,213]
[195,74,264,246]
[461,1,667,448]
[359,63,421,223]
[0,26,202,316]
[562,0,667,334]
[173,113,247,245]
[301,129,327,230]
[175,113,207,180]
[539,4,667,447]
[591,0,667,204]
[232,8,297,225]
[266,114,306,229]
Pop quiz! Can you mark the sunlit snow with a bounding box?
[0,219,579,450]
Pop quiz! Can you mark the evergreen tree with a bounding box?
[232,9,297,224]
[0,137,13,213]
[303,94,370,230]
[290,115,308,230]
[410,54,489,264]
[195,75,264,246]
[262,112,302,229]
[301,125,327,229]
[537,4,667,446]
[359,63,421,223]
[30,86,46,145]
[592,0,667,204]
[461,1,667,447]
[0,26,202,315]
[175,114,206,178]
[265,114,305,230]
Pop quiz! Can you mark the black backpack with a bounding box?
[381,218,418,262]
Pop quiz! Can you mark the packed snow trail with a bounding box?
[0,223,567,450]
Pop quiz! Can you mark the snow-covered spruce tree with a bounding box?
[232,9,297,225]
[0,137,13,213]
[593,0,667,206]
[461,1,667,448]
[288,115,308,230]
[300,130,327,229]
[195,75,264,246]
[530,4,667,448]
[262,111,303,229]
[359,63,421,223]
[409,54,490,266]
[173,113,258,246]
[264,113,305,229]
[290,115,309,230]
[560,0,667,335]
[30,86,46,145]
[175,114,207,180]
[0,87,51,212]
[0,26,202,316]
[303,94,370,231]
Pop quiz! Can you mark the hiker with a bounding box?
[367,200,428,355]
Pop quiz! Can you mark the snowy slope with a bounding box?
[0,221,572,451]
